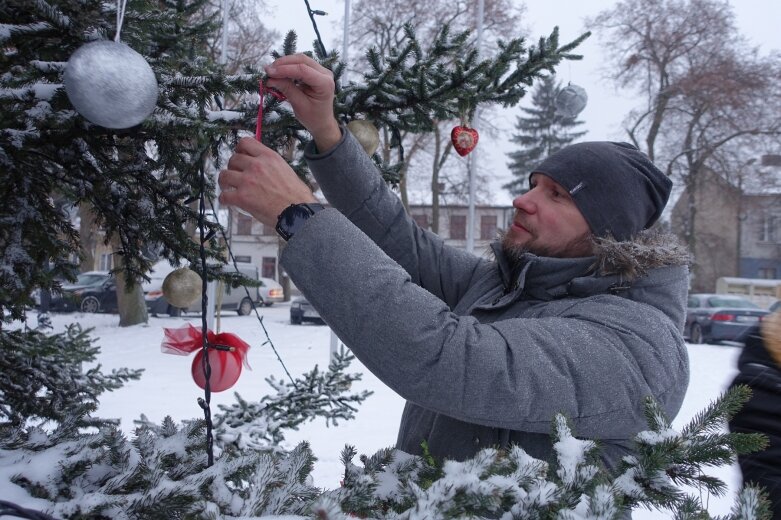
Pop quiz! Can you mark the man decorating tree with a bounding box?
[218,54,690,473]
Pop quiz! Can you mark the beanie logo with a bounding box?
[569,181,586,196]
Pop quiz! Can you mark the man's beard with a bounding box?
[499,228,594,262]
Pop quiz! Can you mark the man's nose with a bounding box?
[512,190,537,213]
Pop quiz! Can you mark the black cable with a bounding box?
[207,196,298,388]
[198,162,214,467]
[0,501,60,520]
[302,0,328,58]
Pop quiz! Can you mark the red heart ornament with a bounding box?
[451,125,479,156]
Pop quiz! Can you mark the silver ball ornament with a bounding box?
[64,40,158,129]
[555,84,588,119]
[347,120,380,156]
[162,268,203,308]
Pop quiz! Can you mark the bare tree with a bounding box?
[346,0,526,229]
[589,0,781,285]
[201,0,279,74]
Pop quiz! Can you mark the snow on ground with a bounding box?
[16,305,743,518]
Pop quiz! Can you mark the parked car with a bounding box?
[50,271,118,313]
[290,297,323,325]
[258,277,284,306]
[770,300,780,313]
[185,263,267,316]
[685,293,769,344]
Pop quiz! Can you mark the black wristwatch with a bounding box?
[275,203,325,241]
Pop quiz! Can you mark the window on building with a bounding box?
[99,253,113,271]
[480,215,497,240]
[262,223,276,236]
[236,213,253,235]
[412,213,429,229]
[262,257,277,279]
[234,255,251,263]
[450,215,466,239]
[758,214,777,243]
[757,268,777,279]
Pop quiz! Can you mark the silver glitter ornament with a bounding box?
[64,40,158,129]
[347,119,380,156]
[555,84,588,119]
[162,268,203,308]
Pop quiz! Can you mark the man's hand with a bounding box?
[265,54,341,152]
[218,137,318,227]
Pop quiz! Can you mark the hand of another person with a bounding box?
[218,137,318,227]
[265,54,341,152]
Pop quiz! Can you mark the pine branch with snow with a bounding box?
[215,348,373,451]
[326,386,770,520]
[0,325,142,429]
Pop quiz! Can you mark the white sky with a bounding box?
[261,0,781,204]
[3,308,745,518]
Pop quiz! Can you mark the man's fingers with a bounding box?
[266,78,310,108]
[267,54,331,76]
[218,169,243,191]
[236,137,271,157]
[226,153,257,173]
[265,62,333,92]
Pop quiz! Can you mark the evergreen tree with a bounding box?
[1,1,772,519]
[504,75,586,194]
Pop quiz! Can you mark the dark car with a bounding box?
[290,297,324,325]
[685,293,769,344]
[50,271,118,313]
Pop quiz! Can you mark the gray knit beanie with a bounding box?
[530,142,672,241]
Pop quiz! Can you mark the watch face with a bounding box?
[276,204,323,241]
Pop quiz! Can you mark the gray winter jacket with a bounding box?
[280,129,690,472]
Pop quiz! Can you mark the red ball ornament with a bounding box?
[161,324,251,392]
[191,347,243,392]
[451,125,479,156]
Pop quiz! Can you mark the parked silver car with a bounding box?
[685,293,769,344]
[258,277,284,306]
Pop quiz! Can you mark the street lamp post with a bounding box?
[466,0,484,254]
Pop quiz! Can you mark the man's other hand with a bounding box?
[218,137,318,227]
[265,54,341,152]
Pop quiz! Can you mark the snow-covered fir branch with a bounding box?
[215,348,373,451]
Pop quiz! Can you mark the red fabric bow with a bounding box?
[162,324,252,392]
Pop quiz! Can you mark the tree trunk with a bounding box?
[112,235,148,327]
[79,203,97,272]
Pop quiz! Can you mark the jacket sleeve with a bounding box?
[304,128,485,309]
[281,209,690,439]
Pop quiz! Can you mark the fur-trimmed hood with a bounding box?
[592,229,691,281]
[490,230,691,331]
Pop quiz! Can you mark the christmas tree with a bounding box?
[504,74,587,194]
[0,0,772,518]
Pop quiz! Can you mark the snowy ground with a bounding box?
[14,305,743,518]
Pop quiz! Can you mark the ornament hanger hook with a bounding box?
[115,0,128,42]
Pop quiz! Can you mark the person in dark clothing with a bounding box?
[728,310,781,517]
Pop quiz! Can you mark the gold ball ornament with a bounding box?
[761,310,781,367]
[162,268,203,308]
[347,120,380,156]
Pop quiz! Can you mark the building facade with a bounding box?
[670,158,781,293]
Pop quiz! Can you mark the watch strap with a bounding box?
[275,203,325,241]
